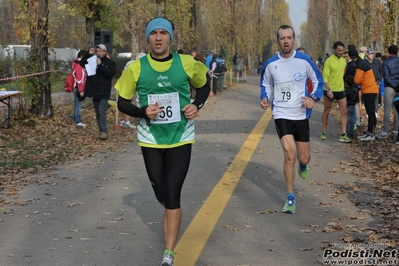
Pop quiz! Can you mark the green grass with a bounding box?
[51,76,66,92]
[14,160,35,169]
[1,74,67,93]
[0,82,20,91]
[2,139,26,149]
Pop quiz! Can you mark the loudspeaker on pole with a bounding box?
[94,30,113,53]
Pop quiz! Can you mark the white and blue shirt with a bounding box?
[260,51,324,120]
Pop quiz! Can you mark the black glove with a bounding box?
[395,85,399,93]
[77,91,86,101]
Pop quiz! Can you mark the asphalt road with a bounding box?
[0,75,379,266]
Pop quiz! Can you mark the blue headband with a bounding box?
[145,18,174,42]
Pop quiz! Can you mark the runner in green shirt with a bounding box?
[321,41,351,143]
[115,17,210,266]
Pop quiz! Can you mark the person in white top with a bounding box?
[259,24,324,214]
[119,51,147,128]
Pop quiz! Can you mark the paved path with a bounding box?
[0,75,378,266]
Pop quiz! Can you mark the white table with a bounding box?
[0,91,22,127]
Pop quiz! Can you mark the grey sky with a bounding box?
[286,0,307,34]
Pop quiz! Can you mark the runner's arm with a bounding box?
[192,77,210,110]
[117,97,149,119]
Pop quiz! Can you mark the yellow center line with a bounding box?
[174,108,273,266]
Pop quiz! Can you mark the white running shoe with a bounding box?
[360,133,375,141]
[160,253,174,266]
[76,122,86,127]
[124,121,136,129]
[376,131,388,139]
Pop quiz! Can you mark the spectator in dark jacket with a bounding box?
[344,49,361,128]
[366,49,382,84]
[232,52,238,78]
[344,75,359,140]
[376,44,399,139]
[80,44,116,140]
[344,50,357,79]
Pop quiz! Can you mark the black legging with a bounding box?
[141,144,192,209]
[363,93,377,134]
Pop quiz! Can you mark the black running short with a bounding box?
[274,118,310,142]
[324,90,346,101]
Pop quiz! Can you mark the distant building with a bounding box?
[49,48,78,62]
[0,45,77,62]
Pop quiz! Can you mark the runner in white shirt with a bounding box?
[260,24,324,214]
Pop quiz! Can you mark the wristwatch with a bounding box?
[310,94,318,102]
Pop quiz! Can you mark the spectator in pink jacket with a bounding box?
[72,50,87,126]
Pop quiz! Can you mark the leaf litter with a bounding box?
[0,97,134,205]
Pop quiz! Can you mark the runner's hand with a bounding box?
[146,103,163,119]
[260,98,269,110]
[301,96,314,109]
[326,90,334,101]
[182,104,198,120]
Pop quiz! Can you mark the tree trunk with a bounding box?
[27,0,53,118]
[86,17,95,47]
[131,32,140,58]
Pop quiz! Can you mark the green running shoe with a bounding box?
[282,196,296,214]
[339,134,352,143]
[320,132,327,141]
[298,165,309,179]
